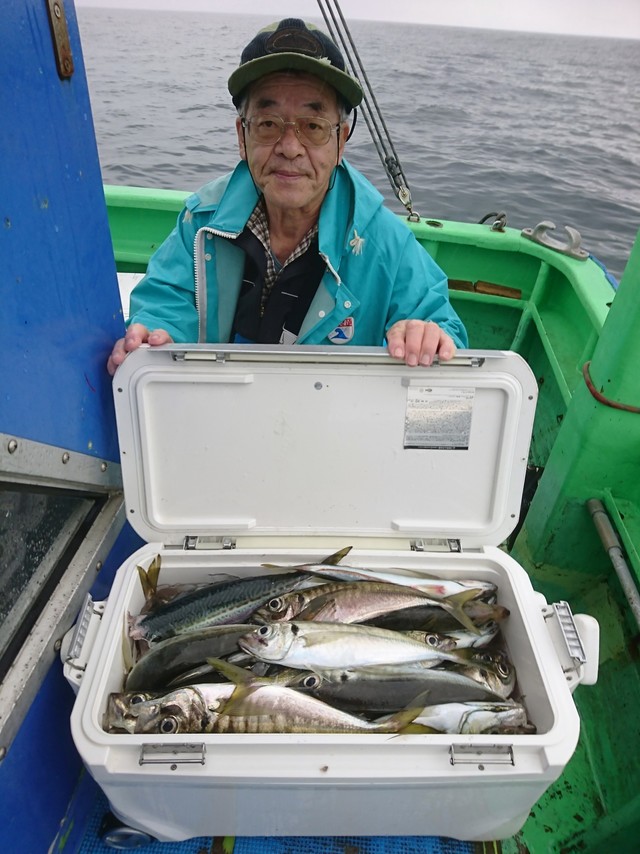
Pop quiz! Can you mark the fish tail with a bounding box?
[443,589,484,634]
[136,554,162,601]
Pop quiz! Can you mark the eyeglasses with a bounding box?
[242,114,340,147]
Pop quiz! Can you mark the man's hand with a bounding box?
[107,324,174,376]
[387,319,456,367]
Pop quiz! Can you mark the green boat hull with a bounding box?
[105,184,640,852]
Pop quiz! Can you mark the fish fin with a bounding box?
[399,723,439,734]
[122,613,135,674]
[206,657,264,686]
[320,546,353,565]
[297,598,339,622]
[442,589,484,634]
[261,546,352,573]
[377,689,431,732]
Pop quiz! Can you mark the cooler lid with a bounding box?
[113,346,538,549]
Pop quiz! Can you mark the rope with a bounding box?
[582,361,640,413]
[316,0,420,220]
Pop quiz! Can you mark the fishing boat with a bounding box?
[1,1,639,852]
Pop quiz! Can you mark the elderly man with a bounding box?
[107,18,467,376]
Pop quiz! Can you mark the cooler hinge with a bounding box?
[449,744,514,766]
[411,538,461,553]
[183,535,236,550]
[139,743,206,766]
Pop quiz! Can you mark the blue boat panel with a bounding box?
[0,664,81,853]
[0,0,124,462]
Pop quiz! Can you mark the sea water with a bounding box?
[77,8,640,280]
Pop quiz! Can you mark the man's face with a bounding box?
[236,73,349,220]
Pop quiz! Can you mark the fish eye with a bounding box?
[159,716,179,734]
[302,675,320,689]
[267,597,284,612]
[497,661,512,679]
[130,694,147,705]
[424,633,440,647]
[257,625,272,637]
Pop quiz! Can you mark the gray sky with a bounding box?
[75,0,640,39]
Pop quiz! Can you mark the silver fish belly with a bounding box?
[238,621,475,670]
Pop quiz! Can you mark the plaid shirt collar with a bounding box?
[247,198,319,304]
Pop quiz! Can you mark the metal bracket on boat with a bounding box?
[45,0,74,79]
[139,743,206,767]
[449,744,515,766]
[521,221,589,260]
[479,211,507,232]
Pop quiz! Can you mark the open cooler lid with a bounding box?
[113,346,538,549]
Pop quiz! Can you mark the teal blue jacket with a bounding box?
[127,159,468,348]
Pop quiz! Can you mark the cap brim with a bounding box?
[228,53,363,110]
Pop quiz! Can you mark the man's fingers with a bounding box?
[387,320,456,366]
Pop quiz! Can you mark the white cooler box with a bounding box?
[65,345,599,842]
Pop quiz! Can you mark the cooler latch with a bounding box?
[542,600,599,691]
[183,536,236,550]
[139,743,206,767]
[411,538,461,553]
[449,744,514,766]
[60,593,106,694]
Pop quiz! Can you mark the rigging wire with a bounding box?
[316,0,420,220]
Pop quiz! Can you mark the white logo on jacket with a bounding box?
[328,317,354,343]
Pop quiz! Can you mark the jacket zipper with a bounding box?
[193,225,239,342]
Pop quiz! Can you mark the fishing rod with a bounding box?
[316,0,420,220]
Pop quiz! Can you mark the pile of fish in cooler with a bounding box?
[105,548,535,736]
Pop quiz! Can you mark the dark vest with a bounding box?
[231,228,326,344]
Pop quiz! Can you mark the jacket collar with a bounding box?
[189,158,384,270]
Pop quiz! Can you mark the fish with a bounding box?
[124,624,255,692]
[206,658,432,734]
[238,621,478,670]
[104,683,235,734]
[414,701,535,734]
[403,621,501,649]
[441,648,517,699]
[129,571,306,643]
[252,581,346,623]
[264,551,497,601]
[293,581,483,630]
[281,664,509,714]
[368,600,510,632]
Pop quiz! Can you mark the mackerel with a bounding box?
[130,571,305,643]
